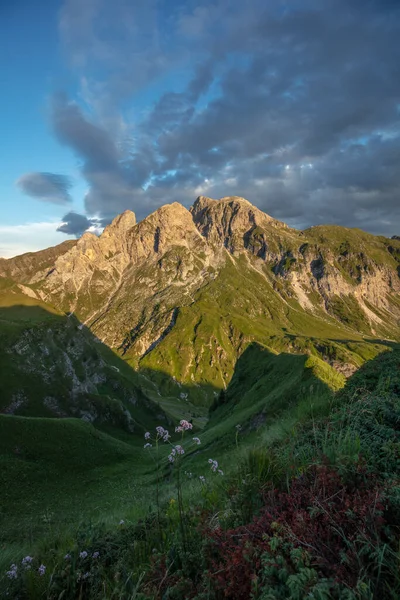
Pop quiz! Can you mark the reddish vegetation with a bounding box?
[144,462,392,599]
[208,463,386,599]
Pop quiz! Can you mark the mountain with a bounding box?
[1,195,399,419]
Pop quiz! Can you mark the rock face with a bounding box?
[0,240,77,283]
[0,308,161,431]
[190,195,286,255]
[1,195,400,407]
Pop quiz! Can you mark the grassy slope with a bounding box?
[137,254,392,410]
[0,415,156,549]
[0,293,164,433]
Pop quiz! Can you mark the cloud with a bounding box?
[57,211,97,236]
[0,221,69,258]
[53,0,400,236]
[17,172,72,204]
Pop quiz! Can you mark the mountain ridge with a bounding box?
[1,195,399,414]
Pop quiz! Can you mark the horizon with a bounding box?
[1,0,400,257]
[2,194,397,261]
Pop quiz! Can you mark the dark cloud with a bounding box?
[57,211,96,236]
[55,0,400,236]
[17,172,72,204]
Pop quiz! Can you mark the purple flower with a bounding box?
[175,445,185,455]
[168,454,175,463]
[38,564,46,576]
[218,469,224,476]
[79,551,88,559]
[64,553,71,560]
[6,564,18,579]
[179,419,193,431]
[144,432,151,440]
[119,519,125,525]
[22,556,33,569]
[156,426,167,437]
[83,571,90,580]
[175,425,183,433]
[163,430,170,442]
[192,437,201,445]
[199,475,206,483]
[92,551,100,559]
[144,442,152,449]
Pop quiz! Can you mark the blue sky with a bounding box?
[1,0,400,257]
[0,0,85,254]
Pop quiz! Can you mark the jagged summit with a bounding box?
[191,195,268,220]
[101,210,136,237]
[190,194,285,252]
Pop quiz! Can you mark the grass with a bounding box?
[0,259,399,596]
[0,416,152,541]
[2,349,400,598]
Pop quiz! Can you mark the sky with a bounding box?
[1,0,400,257]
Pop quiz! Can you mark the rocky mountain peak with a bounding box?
[101,210,136,238]
[125,202,206,258]
[190,195,281,251]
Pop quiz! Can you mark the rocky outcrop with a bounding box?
[190,195,288,254]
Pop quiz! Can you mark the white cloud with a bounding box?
[0,221,69,258]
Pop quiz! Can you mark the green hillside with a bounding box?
[2,347,400,598]
[0,415,154,549]
[0,293,165,433]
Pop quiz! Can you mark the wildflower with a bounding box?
[199,475,206,483]
[6,564,18,579]
[92,551,100,559]
[79,551,88,559]
[144,442,152,449]
[83,572,90,580]
[208,459,218,472]
[168,454,175,463]
[236,424,242,431]
[218,469,224,476]
[119,519,125,525]
[179,419,193,431]
[192,437,201,445]
[171,448,177,456]
[38,564,46,576]
[144,432,151,440]
[175,445,185,455]
[64,554,71,560]
[175,425,183,433]
[22,556,33,569]
[156,426,166,437]
[163,430,170,442]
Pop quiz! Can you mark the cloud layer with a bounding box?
[17,172,72,205]
[21,0,400,236]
